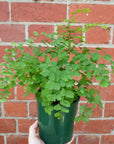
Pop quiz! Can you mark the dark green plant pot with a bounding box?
[36,98,79,144]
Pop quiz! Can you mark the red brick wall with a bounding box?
[0,0,114,144]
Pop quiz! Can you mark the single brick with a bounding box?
[0,24,25,42]
[78,135,99,144]
[11,3,66,22]
[69,4,114,24]
[74,120,114,134]
[0,2,9,21]
[29,25,54,42]
[86,27,110,44]
[18,119,37,133]
[104,103,114,117]
[4,102,27,117]
[0,119,16,133]
[101,135,114,144]
[7,135,28,144]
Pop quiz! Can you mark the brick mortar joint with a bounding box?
[1,0,114,4]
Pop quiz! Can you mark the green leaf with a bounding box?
[61,107,69,113]
[87,71,92,79]
[82,60,90,66]
[101,25,108,29]
[90,53,101,62]
[84,108,92,117]
[0,98,7,102]
[99,79,110,87]
[95,48,102,50]
[83,116,89,123]
[54,112,63,119]
[0,62,7,67]
[45,55,50,63]
[12,41,17,47]
[5,48,11,53]
[73,71,80,77]
[65,90,74,98]
[82,48,89,54]
[45,105,53,115]
[60,99,70,107]
[95,75,103,81]
[71,12,77,14]
[103,54,112,61]
[65,81,74,88]
[23,92,29,97]
[75,115,83,123]
[33,31,40,36]
[98,64,107,69]
[54,104,61,111]
[79,105,87,115]
[93,95,103,108]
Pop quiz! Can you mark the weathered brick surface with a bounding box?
[4,102,27,117]
[18,119,37,133]
[69,4,114,24]
[74,120,114,134]
[101,135,114,144]
[104,103,114,117]
[78,135,99,144]
[0,2,9,21]
[0,119,16,133]
[11,3,67,22]
[86,27,110,44]
[7,135,28,144]
[0,25,25,42]
[29,25,54,42]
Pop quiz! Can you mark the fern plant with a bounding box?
[0,8,114,122]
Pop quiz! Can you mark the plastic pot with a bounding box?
[36,98,79,144]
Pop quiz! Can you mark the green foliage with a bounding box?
[0,8,114,123]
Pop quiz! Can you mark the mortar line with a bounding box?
[1,0,114,4]
[4,135,7,144]
[67,0,70,19]
[16,119,18,134]
[1,41,114,48]
[25,24,29,40]
[99,135,102,144]
[8,0,11,22]
[0,132,114,136]
[76,135,78,144]
[109,26,113,45]
[14,86,17,100]
[70,1,114,5]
